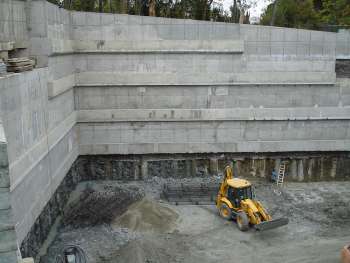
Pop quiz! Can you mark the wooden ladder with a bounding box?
[276,162,286,186]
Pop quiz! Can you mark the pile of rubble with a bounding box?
[6,58,35,73]
[0,42,35,74]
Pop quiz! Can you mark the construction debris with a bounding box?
[161,182,219,205]
[6,57,35,73]
[0,41,14,61]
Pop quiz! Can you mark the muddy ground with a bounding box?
[40,177,350,263]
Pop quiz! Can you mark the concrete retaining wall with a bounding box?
[0,0,28,47]
[0,1,350,261]
[337,29,350,59]
[0,69,78,247]
[0,122,18,262]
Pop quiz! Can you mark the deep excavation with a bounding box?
[36,162,350,263]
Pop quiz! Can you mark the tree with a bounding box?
[260,0,320,29]
[230,0,240,23]
[237,0,256,23]
[270,0,278,25]
[260,0,350,30]
[48,0,252,24]
[318,0,350,26]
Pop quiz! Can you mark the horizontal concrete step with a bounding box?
[0,222,15,232]
[75,72,336,86]
[75,82,335,87]
[0,229,17,253]
[0,188,10,210]
[0,209,14,231]
[47,74,75,99]
[77,107,350,122]
[50,39,244,55]
[78,107,350,122]
[79,140,350,155]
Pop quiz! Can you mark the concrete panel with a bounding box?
[271,27,284,41]
[47,74,75,99]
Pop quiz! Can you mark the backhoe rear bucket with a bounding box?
[254,218,289,231]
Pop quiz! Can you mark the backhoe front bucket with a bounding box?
[254,218,289,231]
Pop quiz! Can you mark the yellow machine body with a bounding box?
[216,166,288,231]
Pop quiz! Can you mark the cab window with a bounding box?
[235,187,252,200]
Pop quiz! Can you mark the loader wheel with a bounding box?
[236,212,249,232]
[219,203,232,220]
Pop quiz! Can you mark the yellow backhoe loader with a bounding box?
[216,166,288,231]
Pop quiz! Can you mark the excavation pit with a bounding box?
[36,177,350,263]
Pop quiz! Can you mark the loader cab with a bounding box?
[226,178,253,208]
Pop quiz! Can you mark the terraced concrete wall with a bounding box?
[0,123,18,262]
[0,1,350,260]
[0,0,28,47]
[70,11,349,155]
[337,29,350,59]
[0,70,78,247]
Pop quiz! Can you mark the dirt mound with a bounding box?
[112,198,178,233]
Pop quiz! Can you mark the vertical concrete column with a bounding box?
[28,0,50,67]
[319,157,324,180]
[250,159,257,177]
[191,159,197,177]
[274,158,281,174]
[185,160,192,177]
[330,158,337,179]
[307,159,314,181]
[134,162,140,180]
[209,158,218,175]
[105,159,112,179]
[0,124,19,262]
[172,160,178,178]
[297,159,304,182]
[259,159,266,178]
[140,158,148,180]
[290,160,298,181]
[233,160,240,177]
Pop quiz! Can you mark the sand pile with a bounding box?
[112,198,179,233]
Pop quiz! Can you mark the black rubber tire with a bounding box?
[236,211,250,231]
[219,203,232,220]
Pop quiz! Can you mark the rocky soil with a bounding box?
[40,177,350,263]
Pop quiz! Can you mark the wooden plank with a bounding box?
[6,61,34,67]
[7,65,33,73]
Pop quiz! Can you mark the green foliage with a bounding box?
[230,0,240,23]
[318,0,350,26]
[48,0,238,22]
[260,0,319,29]
[260,0,350,30]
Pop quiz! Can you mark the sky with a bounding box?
[222,0,271,19]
